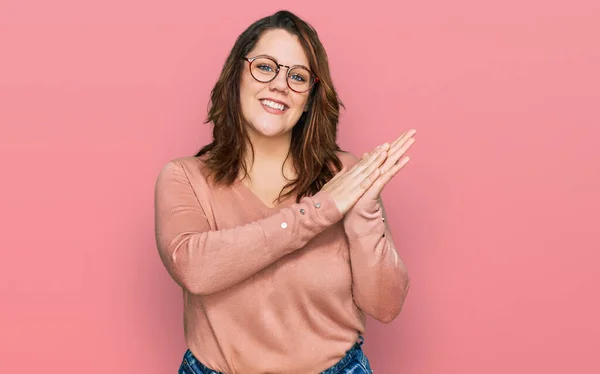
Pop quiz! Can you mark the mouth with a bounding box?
[260,99,289,112]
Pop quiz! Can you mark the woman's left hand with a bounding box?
[358,129,416,202]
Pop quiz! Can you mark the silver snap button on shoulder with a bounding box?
[300,208,305,214]
[315,203,321,208]
[281,222,288,229]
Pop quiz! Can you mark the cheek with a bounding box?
[291,94,309,112]
[240,80,260,112]
[239,82,252,100]
[240,71,264,95]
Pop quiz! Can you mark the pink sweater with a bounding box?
[154,151,409,374]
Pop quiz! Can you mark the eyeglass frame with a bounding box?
[242,55,319,93]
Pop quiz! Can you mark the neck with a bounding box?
[242,130,295,181]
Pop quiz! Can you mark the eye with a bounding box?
[290,74,306,82]
[257,64,274,72]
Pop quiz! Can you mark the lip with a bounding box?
[260,97,289,108]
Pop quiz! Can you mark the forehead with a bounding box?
[248,29,309,67]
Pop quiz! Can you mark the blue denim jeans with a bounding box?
[178,337,374,374]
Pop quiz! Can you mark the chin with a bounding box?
[249,114,297,137]
[250,121,289,137]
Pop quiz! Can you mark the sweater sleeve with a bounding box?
[154,160,343,296]
[337,152,411,323]
[344,198,410,323]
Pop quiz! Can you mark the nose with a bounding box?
[268,68,289,93]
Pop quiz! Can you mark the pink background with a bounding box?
[1,0,599,372]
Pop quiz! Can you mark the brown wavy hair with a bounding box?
[195,10,345,203]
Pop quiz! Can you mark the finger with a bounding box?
[376,129,415,173]
[391,137,416,161]
[359,145,380,162]
[359,149,387,178]
[351,145,386,174]
[393,155,411,172]
[385,156,411,179]
[390,131,407,148]
[380,137,415,174]
[372,141,391,154]
[365,156,411,197]
[390,129,416,151]
[359,165,380,190]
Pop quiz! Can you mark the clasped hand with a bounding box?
[321,129,416,215]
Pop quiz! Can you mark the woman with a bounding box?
[154,10,415,374]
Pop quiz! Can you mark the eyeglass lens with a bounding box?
[250,57,314,92]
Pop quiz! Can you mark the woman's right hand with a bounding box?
[321,144,390,215]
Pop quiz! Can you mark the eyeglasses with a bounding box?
[243,55,319,93]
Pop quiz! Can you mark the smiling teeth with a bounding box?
[261,99,286,111]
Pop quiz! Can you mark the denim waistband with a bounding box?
[320,338,366,374]
[182,350,222,374]
[182,336,366,374]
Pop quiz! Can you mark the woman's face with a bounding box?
[240,29,311,140]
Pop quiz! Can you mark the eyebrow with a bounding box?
[258,54,311,71]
